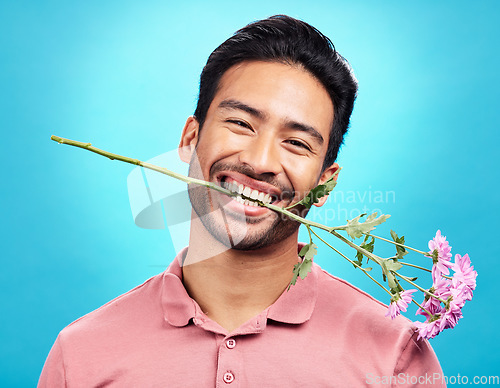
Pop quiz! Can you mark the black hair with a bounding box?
[194,15,358,170]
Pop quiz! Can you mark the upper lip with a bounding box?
[215,171,283,200]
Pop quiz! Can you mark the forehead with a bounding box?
[211,61,334,137]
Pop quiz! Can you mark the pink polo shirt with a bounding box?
[39,247,445,387]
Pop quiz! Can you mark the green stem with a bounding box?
[329,229,383,266]
[51,135,337,232]
[398,262,451,279]
[267,203,332,231]
[284,167,341,210]
[412,299,433,317]
[399,262,432,272]
[51,135,235,197]
[366,233,429,256]
[306,225,313,244]
[394,272,447,304]
[309,229,392,297]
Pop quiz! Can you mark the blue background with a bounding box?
[1,1,498,385]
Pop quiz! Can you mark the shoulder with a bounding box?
[312,262,417,348]
[314,263,407,319]
[59,271,165,345]
[309,264,444,379]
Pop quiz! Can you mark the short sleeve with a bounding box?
[392,330,446,387]
[38,335,67,388]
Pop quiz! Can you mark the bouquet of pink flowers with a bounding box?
[411,231,477,339]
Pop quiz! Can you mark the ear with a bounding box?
[313,162,340,208]
[178,116,200,163]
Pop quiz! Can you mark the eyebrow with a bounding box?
[284,120,324,145]
[218,99,325,145]
[218,99,266,120]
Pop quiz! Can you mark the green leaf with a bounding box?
[298,259,313,279]
[362,236,375,253]
[298,242,316,279]
[288,243,317,290]
[386,272,398,289]
[381,258,402,289]
[288,263,301,290]
[294,171,339,209]
[354,251,363,268]
[288,259,313,290]
[299,242,317,261]
[353,235,374,268]
[390,285,403,294]
[390,230,408,261]
[384,258,403,272]
[344,212,391,239]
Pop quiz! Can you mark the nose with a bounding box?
[238,132,282,176]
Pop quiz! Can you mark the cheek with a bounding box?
[194,129,241,167]
[283,161,323,197]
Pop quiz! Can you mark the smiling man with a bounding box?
[178,59,338,333]
[39,15,445,387]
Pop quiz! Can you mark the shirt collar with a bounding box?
[161,247,196,327]
[161,244,318,328]
[266,243,318,324]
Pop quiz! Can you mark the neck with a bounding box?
[182,214,300,332]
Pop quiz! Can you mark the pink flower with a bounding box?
[414,317,442,340]
[428,230,453,276]
[439,304,463,330]
[432,270,452,295]
[439,286,464,330]
[386,289,417,319]
[416,285,465,339]
[416,271,450,318]
[416,296,442,319]
[454,284,473,303]
[444,282,466,308]
[452,253,477,301]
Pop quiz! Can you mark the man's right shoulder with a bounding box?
[59,271,166,341]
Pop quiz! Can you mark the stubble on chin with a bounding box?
[186,153,311,250]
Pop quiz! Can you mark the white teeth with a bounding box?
[222,178,275,206]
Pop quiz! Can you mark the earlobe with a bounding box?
[313,163,340,208]
[178,116,200,163]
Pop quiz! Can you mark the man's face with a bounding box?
[181,61,337,250]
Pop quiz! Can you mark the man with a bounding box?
[39,15,445,387]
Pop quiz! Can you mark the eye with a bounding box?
[226,119,252,130]
[286,139,312,151]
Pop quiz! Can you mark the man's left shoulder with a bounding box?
[312,263,415,336]
[304,264,444,381]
